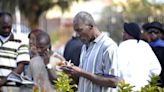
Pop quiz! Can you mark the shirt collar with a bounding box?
[93,33,105,43]
[0,33,12,43]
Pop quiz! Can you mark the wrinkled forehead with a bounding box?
[73,19,86,28]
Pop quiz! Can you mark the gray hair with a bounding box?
[73,11,96,27]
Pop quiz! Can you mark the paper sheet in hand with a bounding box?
[7,72,34,85]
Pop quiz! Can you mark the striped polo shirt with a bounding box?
[78,33,119,92]
[0,35,30,78]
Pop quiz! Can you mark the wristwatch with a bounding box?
[46,63,52,69]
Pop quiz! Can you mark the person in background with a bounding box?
[142,22,164,87]
[28,29,42,58]
[141,22,151,42]
[27,30,55,92]
[161,23,164,40]
[28,29,65,60]
[61,11,119,92]
[142,22,164,44]
[27,30,66,92]
[64,32,83,66]
[22,29,43,78]
[63,32,83,91]
[0,12,30,91]
[118,22,161,91]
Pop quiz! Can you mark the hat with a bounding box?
[124,22,141,40]
[144,22,164,33]
[142,22,150,31]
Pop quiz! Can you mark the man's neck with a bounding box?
[89,28,101,42]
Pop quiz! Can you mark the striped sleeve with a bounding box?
[16,43,30,63]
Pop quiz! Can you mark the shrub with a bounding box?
[118,75,164,92]
[53,71,78,92]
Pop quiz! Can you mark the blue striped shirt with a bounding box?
[78,33,118,92]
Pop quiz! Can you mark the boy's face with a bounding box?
[36,43,49,57]
[0,15,12,37]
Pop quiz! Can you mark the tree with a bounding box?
[0,0,16,12]
[112,0,164,22]
[0,0,79,29]
[97,0,164,44]
[97,6,124,44]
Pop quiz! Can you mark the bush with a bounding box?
[118,75,164,92]
[53,71,78,92]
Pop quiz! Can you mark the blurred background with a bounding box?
[1,0,164,54]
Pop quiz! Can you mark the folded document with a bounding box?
[7,72,34,85]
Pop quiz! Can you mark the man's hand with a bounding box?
[42,50,50,65]
[61,65,119,87]
[60,65,83,77]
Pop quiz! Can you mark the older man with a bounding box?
[61,11,119,92]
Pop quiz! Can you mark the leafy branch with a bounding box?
[53,71,78,92]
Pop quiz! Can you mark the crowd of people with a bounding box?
[0,11,163,92]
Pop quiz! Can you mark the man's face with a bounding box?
[141,31,151,42]
[0,15,12,37]
[73,22,92,44]
[36,43,49,57]
[147,28,161,41]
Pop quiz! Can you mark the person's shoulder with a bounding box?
[31,55,42,61]
[118,40,137,48]
[138,40,151,47]
[103,36,118,47]
[118,41,128,49]
[10,39,21,43]
[100,38,118,52]
[8,33,21,43]
[7,38,22,47]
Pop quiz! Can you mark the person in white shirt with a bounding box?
[118,22,161,91]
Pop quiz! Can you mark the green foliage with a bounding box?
[53,71,78,92]
[148,75,160,86]
[111,0,164,22]
[118,75,164,92]
[19,0,55,24]
[98,0,164,43]
[49,32,58,45]
[0,0,80,29]
[118,80,134,92]
[0,0,17,13]
[18,0,77,28]
[139,75,164,92]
